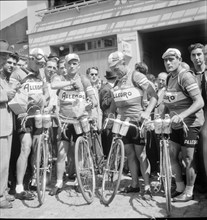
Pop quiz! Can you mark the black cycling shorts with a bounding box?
[122,121,145,146]
[170,126,201,148]
[61,123,81,142]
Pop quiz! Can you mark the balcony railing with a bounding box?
[36,0,111,17]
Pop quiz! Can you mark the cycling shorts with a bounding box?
[170,126,201,148]
[61,123,81,142]
[16,116,42,135]
[122,121,145,146]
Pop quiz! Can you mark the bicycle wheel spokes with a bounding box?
[162,139,172,216]
[101,138,124,205]
[75,136,95,204]
[36,134,48,205]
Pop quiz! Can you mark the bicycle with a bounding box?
[59,114,105,204]
[140,113,189,216]
[21,107,61,206]
[101,114,140,206]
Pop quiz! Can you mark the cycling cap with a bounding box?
[162,48,181,59]
[108,51,124,67]
[65,53,80,63]
[29,48,46,62]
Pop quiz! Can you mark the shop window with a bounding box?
[72,43,86,52]
[103,37,116,48]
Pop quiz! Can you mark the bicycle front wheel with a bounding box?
[101,138,125,205]
[75,136,96,204]
[162,139,172,216]
[36,134,48,205]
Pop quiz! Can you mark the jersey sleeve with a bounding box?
[132,71,149,90]
[181,71,201,97]
[81,75,95,96]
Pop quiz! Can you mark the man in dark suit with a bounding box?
[0,40,19,208]
[99,69,117,158]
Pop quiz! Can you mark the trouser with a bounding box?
[0,134,12,196]
[196,107,207,185]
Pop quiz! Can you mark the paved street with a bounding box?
[1,175,207,219]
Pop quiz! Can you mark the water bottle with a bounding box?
[154,114,162,134]
[112,114,122,134]
[80,117,90,133]
[34,110,42,128]
[119,117,130,136]
[162,114,171,134]
[42,113,51,129]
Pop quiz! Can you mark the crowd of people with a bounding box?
[0,38,207,209]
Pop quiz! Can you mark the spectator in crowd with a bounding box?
[47,52,59,63]
[58,58,67,76]
[86,66,103,131]
[86,66,104,162]
[0,40,19,208]
[204,44,207,65]
[135,62,159,174]
[108,51,158,200]
[16,56,27,69]
[188,43,207,194]
[154,72,168,117]
[99,69,117,158]
[162,48,204,202]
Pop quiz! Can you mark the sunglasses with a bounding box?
[90,73,98,76]
[29,54,45,61]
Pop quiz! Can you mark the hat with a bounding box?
[104,69,117,79]
[65,53,80,63]
[162,48,181,59]
[48,52,59,60]
[108,51,124,67]
[0,39,12,54]
[29,48,46,62]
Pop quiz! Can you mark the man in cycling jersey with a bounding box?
[162,48,204,202]
[108,51,158,200]
[49,53,97,196]
[10,48,50,200]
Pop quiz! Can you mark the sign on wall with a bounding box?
[121,40,132,58]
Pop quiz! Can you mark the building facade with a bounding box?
[27,0,207,79]
[0,8,29,57]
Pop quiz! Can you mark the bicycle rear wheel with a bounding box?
[75,136,95,204]
[101,138,125,205]
[162,139,172,216]
[36,134,48,205]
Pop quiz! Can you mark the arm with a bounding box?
[50,75,73,90]
[133,71,158,119]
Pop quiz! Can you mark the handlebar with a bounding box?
[21,112,61,130]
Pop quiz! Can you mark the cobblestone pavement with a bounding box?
[1,174,207,219]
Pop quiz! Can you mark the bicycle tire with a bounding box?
[75,136,96,204]
[162,139,172,216]
[46,134,54,186]
[36,134,48,205]
[101,138,125,205]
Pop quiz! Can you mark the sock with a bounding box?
[15,184,24,193]
[184,185,194,196]
[55,179,63,188]
[144,185,150,191]
[176,181,185,192]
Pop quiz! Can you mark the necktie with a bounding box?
[201,73,206,104]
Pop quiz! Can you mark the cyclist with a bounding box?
[188,43,207,193]
[49,53,97,196]
[10,48,50,200]
[162,48,204,202]
[108,51,158,200]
